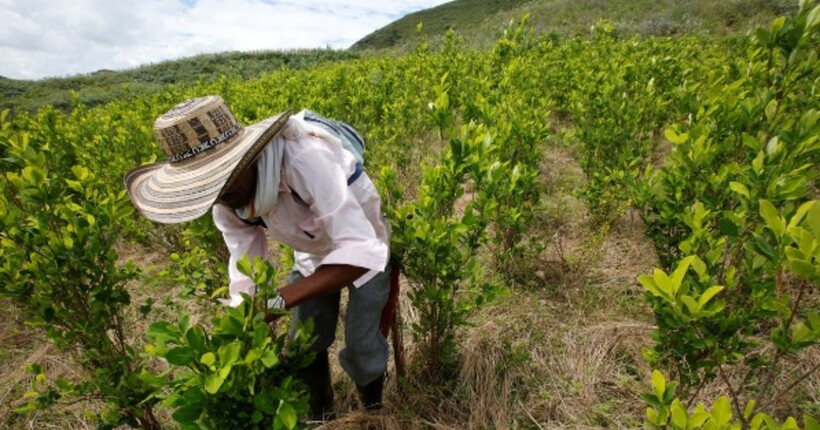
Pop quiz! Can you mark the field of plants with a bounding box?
[0,2,818,429]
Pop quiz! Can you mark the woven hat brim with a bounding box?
[124,111,291,224]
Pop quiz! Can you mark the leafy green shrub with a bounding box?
[145,257,314,430]
[0,112,161,429]
[381,79,505,379]
[644,370,818,430]
[637,2,819,421]
[563,29,690,225]
[478,17,551,282]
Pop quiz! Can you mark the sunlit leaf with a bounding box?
[729,182,750,198]
[759,199,784,238]
[665,128,689,144]
[698,286,725,308]
[200,352,216,367]
[710,396,733,426]
[651,370,666,400]
[205,373,224,394]
[277,401,298,429]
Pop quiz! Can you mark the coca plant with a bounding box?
[644,370,819,429]
[567,24,687,226]
[469,19,550,282]
[638,2,819,422]
[0,112,161,429]
[144,256,313,430]
[380,78,505,380]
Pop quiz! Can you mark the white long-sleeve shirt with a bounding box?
[212,132,390,306]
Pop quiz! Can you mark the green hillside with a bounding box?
[351,0,532,50]
[352,0,797,50]
[0,49,356,114]
[1,0,797,115]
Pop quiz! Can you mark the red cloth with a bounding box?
[379,262,400,337]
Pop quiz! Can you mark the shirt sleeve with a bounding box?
[285,141,389,272]
[212,204,269,306]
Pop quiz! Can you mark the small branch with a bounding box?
[754,280,806,408]
[740,358,759,397]
[716,240,732,285]
[717,364,747,428]
[782,281,805,336]
[55,392,107,408]
[112,311,130,357]
[686,375,707,409]
[518,399,546,430]
[770,360,820,406]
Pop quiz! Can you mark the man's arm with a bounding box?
[212,204,269,306]
[278,264,368,309]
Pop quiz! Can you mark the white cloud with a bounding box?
[0,0,448,80]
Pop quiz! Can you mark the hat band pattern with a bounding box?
[168,123,241,163]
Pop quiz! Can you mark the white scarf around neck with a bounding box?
[236,112,342,220]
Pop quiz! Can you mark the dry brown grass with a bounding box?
[0,299,102,429]
[438,214,658,429]
[0,300,50,428]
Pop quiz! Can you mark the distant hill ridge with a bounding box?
[1,0,796,114]
[0,49,356,114]
[352,0,531,50]
[351,0,796,51]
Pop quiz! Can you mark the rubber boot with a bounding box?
[298,351,334,421]
[356,374,384,411]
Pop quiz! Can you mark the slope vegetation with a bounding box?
[352,0,796,50]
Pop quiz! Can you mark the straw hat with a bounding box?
[124,95,290,224]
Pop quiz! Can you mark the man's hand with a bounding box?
[264,296,287,324]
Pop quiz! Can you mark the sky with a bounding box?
[0,0,450,81]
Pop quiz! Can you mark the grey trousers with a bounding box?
[288,266,391,387]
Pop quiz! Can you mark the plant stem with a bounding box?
[138,404,163,430]
[755,279,807,410]
[770,361,820,406]
[717,364,747,428]
[686,375,707,409]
